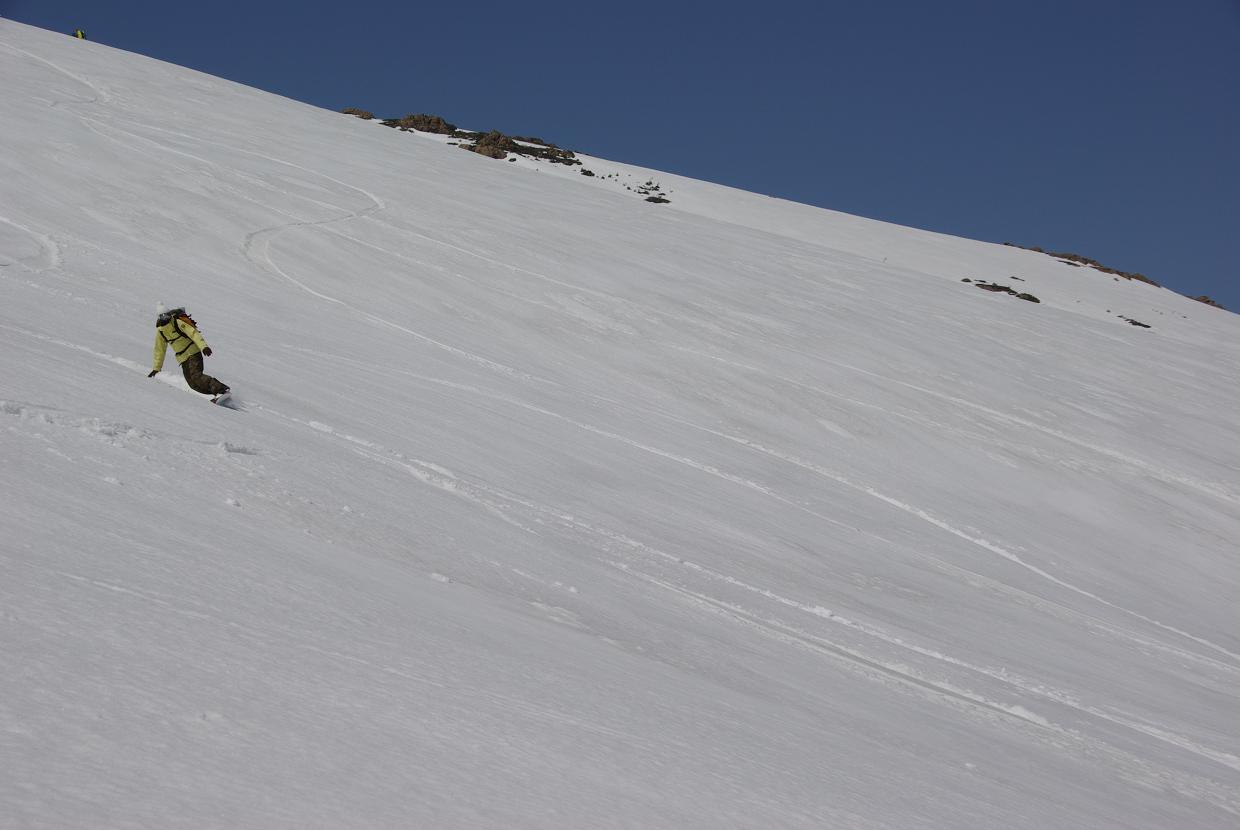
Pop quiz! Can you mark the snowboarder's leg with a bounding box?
[181,352,229,395]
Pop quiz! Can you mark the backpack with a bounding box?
[163,307,198,331]
[158,308,200,343]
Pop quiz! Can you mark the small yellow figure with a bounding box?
[73,29,86,40]
[148,304,232,401]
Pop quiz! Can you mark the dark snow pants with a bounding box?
[181,352,229,395]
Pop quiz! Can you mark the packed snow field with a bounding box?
[3,19,1239,829]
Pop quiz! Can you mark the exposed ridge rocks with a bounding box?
[1192,295,1227,310]
[383,113,457,134]
[343,108,668,200]
[1003,242,1159,287]
[351,110,581,165]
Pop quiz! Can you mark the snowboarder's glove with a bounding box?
[147,370,158,378]
[203,347,213,357]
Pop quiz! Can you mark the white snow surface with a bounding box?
[3,19,1239,829]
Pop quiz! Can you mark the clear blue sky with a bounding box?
[6,0,1238,310]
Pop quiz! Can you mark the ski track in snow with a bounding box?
[329,337,1240,674]
[0,396,257,457]
[0,215,62,272]
[278,416,1240,811]
[657,349,1240,662]
[272,204,1240,670]
[0,39,111,107]
[291,342,1240,676]
[231,151,549,384]
[817,354,1240,509]
[250,346,1240,791]
[619,567,1240,814]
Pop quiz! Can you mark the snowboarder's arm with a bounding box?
[152,331,168,373]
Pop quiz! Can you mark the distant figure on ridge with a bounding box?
[147,304,231,402]
[72,29,86,40]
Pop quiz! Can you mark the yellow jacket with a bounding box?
[152,316,209,372]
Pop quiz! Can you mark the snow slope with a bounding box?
[3,19,1239,829]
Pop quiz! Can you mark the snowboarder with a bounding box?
[72,29,86,40]
[147,304,231,400]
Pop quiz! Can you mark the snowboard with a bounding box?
[210,391,238,409]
